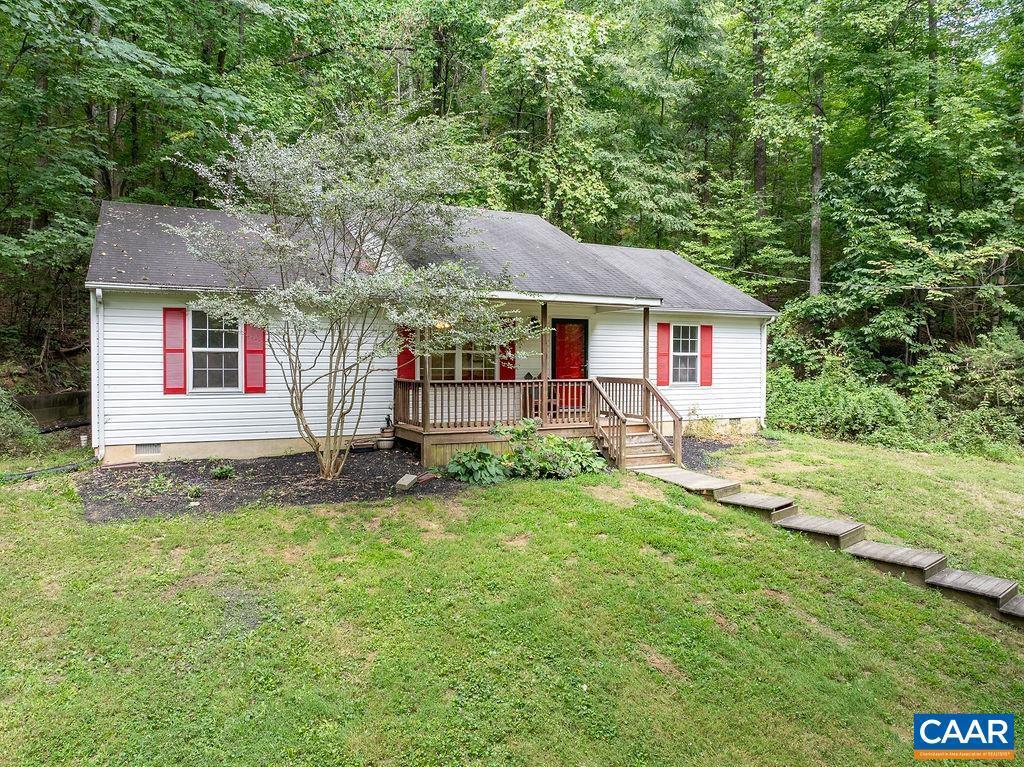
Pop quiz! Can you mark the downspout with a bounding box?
[92,288,105,462]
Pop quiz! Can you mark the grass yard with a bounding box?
[716,432,1024,585]
[2,438,1023,766]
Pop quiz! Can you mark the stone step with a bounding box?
[718,492,798,521]
[925,568,1019,615]
[776,514,866,550]
[999,595,1024,627]
[634,467,740,499]
[845,540,948,586]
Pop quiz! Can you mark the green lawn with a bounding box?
[2,439,1023,766]
[715,432,1024,585]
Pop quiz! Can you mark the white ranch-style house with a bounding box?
[86,202,776,467]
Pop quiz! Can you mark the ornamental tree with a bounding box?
[174,108,536,478]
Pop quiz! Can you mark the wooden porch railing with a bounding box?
[597,376,684,466]
[590,378,627,466]
[392,376,680,469]
[393,378,422,427]
[393,378,592,432]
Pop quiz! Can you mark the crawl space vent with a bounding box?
[135,443,162,456]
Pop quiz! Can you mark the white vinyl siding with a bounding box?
[96,293,767,448]
[99,291,395,445]
[515,304,765,421]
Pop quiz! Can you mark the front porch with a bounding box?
[393,375,684,469]
[392,298,701,468]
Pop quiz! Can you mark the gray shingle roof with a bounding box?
[584,243,776,315]
[87,201,277,290]
[399,208,657,300]
[86,201,776,315]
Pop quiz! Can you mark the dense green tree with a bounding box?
[0,0,1021,439]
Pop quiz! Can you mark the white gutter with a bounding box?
[90,288,105,462]
[658,306,779,319]
[84,282,666,309]
[85,281,223,293]
[489,290,662,307]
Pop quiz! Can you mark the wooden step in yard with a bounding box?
[632,464,1023,630]
[635,466,740,499]
[845,541,947,586]
[1000,595,1024,627]
[717,492,799,522]
[776,514,866,550]
[925,568,1018,619]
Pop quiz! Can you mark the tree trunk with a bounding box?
[809,24,824,296]
[751,0,767,215]
[34,67,49,228]
[480,65,489,136]
[544,80,554,212]
[431,25,446,115]
[927,0,937,122]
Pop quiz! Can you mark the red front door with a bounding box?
[552,319,587,413]
[553,319,587,379]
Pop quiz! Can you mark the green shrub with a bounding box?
[210,463,236,480]
[493,419,606,479]
[446,420,608,484]
[767,360,1022,460]
[445,447,506,484]
[145,473,173,494]
[0,386,43,456]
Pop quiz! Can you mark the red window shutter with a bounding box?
[700,324,713,386]
[499,341,516,380]
[656,323,671,386]
[244,324,266,393]
[163,308,187,394]
[397,326,415,379]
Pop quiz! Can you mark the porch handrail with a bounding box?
[589,378,627,469]
[596,376,683,467]
[392,378,592,432]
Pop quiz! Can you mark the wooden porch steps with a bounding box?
[634,465,1023,631]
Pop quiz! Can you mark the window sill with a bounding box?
[186,389,244,395]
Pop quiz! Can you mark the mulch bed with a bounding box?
[75,446,464,523]
[682,436,737,471]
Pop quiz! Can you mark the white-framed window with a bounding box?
[428,350,457,381]
[426,343,499,380]
[461,343,497,381]
[671,324,699,384]
[190,310,241,391]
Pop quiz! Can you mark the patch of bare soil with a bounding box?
[503,532,531,549]
[640,643,686,679]
[641,544,675,564]
[585,475,666,506]
[75,447,464,523]
[417,518,459,542]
